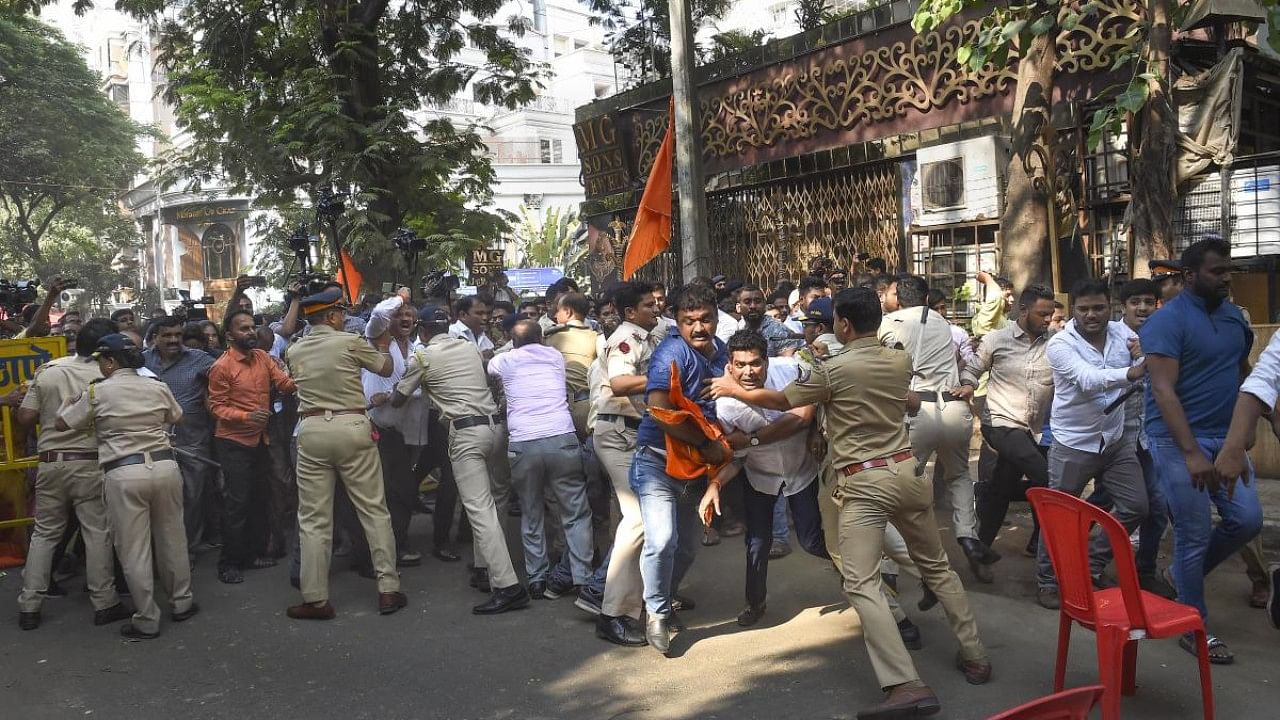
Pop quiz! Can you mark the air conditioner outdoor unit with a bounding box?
[910,136,1009,227]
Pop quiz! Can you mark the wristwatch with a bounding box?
[749,435,761,447]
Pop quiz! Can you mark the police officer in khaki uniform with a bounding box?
[285,287,405,620]
[15,319,131,631]
[546,291,600,437]
[592,282,664,646]
[710,288,990,720]
[57,333,197,639]
[392,304,528,614]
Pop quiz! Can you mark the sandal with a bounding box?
[218,567,245,584]
[1179,632,1234,665]
[250,557,279,570]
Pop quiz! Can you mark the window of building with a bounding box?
[539,138,563,164]
[108,83,130,107]
[770,2,790,27]
[201,224,238,280]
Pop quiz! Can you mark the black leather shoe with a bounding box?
[18,611,40,631]
[646,616,672,655]
[529,581,547,599]
[966,553,994,584]
[897,617,923,650]
[473,584,530,615]
[918,582,939,612]
[172,602,200,623]
[544,577,576,599]
[671,594,695,612]
[668,610,686,632]
[432,547,461,563]
[596,615,648,647]
[737,604,766,627]
[43,580,67,597]
[958,537,993,566]
[120,622,159,640]
[93,603,132,626]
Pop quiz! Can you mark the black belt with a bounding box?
[572,390,590,403]
[452,414,503,430]
[102,450,175,472]
[598,413,641,430]
[916,390,962,404]
[39,450,99,463]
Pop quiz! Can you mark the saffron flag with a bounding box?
[335,248,364,305]
[622,99,676,280]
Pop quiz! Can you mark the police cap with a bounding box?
[1148,259,1182,279]
[417,304,451,325]
[803,297,835,325]
[92,332,137,357]
[298,286,347,315]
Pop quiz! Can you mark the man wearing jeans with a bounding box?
[487,320,594,600]
[1035,279,1149,609]
[208,311,298,585]
[1142,236,1262,664]
[631,283,730,655]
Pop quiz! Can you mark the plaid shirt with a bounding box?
[143,346,214,420]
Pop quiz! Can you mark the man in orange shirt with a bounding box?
[208,310,298,584]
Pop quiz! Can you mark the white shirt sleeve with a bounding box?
[364,296,404,339]
[1241,331,1280,411]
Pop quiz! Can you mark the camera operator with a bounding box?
[4,276,70,339]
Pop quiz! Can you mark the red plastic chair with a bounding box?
[987,685,1105,720]
[1027,488,1214,720]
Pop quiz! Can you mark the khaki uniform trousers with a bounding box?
[595,417,644,619]
[908,399,978,540]
[103,458,194,635]
[297,414,400,602]
[819,463,912,624]
[450,423,518,588]
[18,460,119,613]
[833,456,986,689]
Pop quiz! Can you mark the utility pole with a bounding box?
[668,0,711,281]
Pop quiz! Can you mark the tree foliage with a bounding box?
[0,15,146,268]
[515,205,587,284]
[581,0,732,87]
[706,28,773,62]
[794,0,829,30]
[101,0,543,283]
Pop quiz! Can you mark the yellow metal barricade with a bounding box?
[0,337,66,566]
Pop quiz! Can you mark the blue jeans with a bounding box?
[1148,436,1263,620]
[1086,443,1168,576]
[771,493,791,545]
[630,447,703,618]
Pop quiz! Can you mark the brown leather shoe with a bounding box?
[956,651,993,685]
[287,601,336,620]
[379,591,408,615]
[856,684,940,719]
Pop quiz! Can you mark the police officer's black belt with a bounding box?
[915,390,962,404]
[599,413,641,430]
[102,450,175,472]
[453,414,503,430]
[40,450,98,463]
[573,390,590,403]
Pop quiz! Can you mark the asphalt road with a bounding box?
[2,503,1277,720]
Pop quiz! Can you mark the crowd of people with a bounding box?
[4,238,1279,719]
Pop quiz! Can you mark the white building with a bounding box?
[41,0,622,308]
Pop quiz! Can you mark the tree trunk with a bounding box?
[1001,30,1057,291]
[1129,0,1176,270]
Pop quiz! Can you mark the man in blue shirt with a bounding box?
[1141,236,1262,664]
[631,283,730,655]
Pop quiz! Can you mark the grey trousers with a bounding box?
[1037,439,1148,590]
[509,432,593,584]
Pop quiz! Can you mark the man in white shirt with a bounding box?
[703,330,828,627]
[784,276,828,334]
[1035,278,1149,609]
[361,290,431,567]
[449,296,494,358]
[881,275,993,581]
[487,320,594,599]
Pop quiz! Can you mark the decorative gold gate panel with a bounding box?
[705,161,901,288]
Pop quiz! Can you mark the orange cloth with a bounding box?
[207,347,297,447]
[336,248,364,305]
[646,360,731,481]
[622,99,675,280]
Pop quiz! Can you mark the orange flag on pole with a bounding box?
[335,248,364,305]
[622,99,676,280]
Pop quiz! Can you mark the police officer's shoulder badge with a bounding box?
[617,341,631,354]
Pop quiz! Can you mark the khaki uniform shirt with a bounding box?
[782,336,912,469]
[59,369,183,463]
[21,355,101,453]
[879,306,961,392]
[596,321,664,419]
[546,320,599,397]
[396,334,497,422]
[960,321,1053,433]
[284,324,387,414]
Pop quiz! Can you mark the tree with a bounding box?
[0,16,146,267]
[706,29,772,63]
[514,205,588,286]
[582,0,732,87]
[794,0,828,30]
[74,0,544,287]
